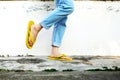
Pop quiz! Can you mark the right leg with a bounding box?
[27,0,74,48]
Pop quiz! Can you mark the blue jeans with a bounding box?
[40,0,74,47]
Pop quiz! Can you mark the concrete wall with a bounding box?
[0,1,120,56]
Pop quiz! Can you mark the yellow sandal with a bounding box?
[26,20,36,49]
[48,54,72,61]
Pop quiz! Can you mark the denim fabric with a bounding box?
[40,0,74,47]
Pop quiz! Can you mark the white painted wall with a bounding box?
[0,1,120,56]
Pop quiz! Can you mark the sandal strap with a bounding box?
[48,54,66,58]
[56,54,66,58]
[48,54,72,61]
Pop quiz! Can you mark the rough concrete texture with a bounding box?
[0,71,120,80]
[0,56,120,71]
[0,56,120,80]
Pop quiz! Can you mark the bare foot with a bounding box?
[28,24,42,47]
[50,46,61,57]
[50,46,72,60]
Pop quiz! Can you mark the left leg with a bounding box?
[51,17,67,56]
[52,17,67,47]
[50,17,72,61]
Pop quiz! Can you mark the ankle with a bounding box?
[34,24,43,32]
[51,53,60,57]
[51,46,60,56]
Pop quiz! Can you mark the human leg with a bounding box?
[26,0,74,49]
[49,0,74,61]
[52,17,67,47]
[49,17,72,61]
[50,17,67,56]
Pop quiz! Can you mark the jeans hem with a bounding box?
[40,22,49,30]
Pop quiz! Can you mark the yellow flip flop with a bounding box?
[26,20,36,49]
[48,54,72,61]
